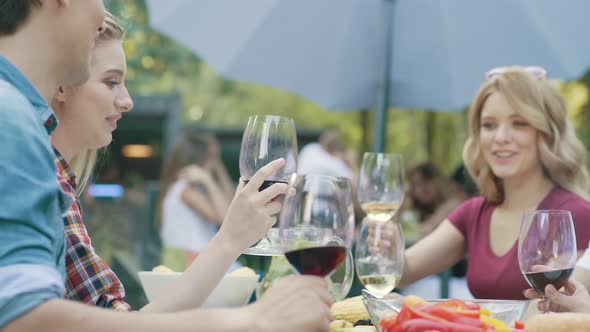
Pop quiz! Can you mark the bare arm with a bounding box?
[143,159,289,312]
[200,176,232,224]
[212,160,235,199]
[5,299,253,332]
[419,197,463,237]
[185,250,199,268]
[179,165,231,225]
[142,230,239,312]
[400,220,466,287]
[181,185,223,225]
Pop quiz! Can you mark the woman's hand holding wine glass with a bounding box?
[355,152,405,298]
[219,158,289,251]
[519,210,577,313]
[239,115,298,255]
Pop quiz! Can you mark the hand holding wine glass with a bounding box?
[218,158,289,251]
[356,219,404,298]
[355,152,405,298]
[519,210,577,312]
[239,115,298,255]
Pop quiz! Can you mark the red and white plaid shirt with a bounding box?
[55,148,131,311]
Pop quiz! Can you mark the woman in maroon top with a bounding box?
[372,67,590,300]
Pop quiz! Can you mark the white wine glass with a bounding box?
[355,219,404,298]
[358,152,404,223]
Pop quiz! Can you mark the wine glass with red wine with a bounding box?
[239,115,298,256]
[279,174,355,279]
[518,210,577,311]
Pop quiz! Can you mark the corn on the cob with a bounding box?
[330,296,369,323]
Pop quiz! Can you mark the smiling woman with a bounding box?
[52,11,133,194]
[367,67,590,301]
[50,11,134,310]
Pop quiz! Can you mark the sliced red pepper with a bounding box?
[398,318,485,332]
[437,299,468,310]
[420,306,484,328]
[396,306,415,325]
[380,313,398,331]
[514,320,525,329]
[464,301,480,310]
[453,309,481,319]
[420,305,459,321]
[406,304,448,322]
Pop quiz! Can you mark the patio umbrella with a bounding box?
[146,0,590,151]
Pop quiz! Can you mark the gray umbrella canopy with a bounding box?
[147,0,590,150]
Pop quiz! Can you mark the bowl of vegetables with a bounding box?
[361,290,529,332]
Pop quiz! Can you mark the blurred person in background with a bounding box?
[404,162,478,239]
[298,128,356,179]
[156,130,239,272]
[401,161,475,299]
[45,10,332,332]
[299,129,364,222]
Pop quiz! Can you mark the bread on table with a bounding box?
[525,313,590,332]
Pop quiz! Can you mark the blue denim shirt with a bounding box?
[0,55,70,328]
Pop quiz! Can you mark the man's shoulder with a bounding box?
[0,80,43,131]
[0,80,29,107]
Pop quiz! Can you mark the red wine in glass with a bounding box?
[518,209,577,309]
[524,268,574,293]
[284,245,347,277]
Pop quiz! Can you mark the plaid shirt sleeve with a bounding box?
[56,154,132,311]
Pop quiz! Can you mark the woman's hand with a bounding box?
[217,158,289,251]
[524,278,590,313]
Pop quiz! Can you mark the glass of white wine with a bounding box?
[358,152,404,224]
[355,220,405,298]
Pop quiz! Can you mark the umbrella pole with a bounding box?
[372,0,395,153]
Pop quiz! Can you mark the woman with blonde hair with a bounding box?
[48,11,332,332]
[370,66,590,299]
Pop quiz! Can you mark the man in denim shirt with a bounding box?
[0,2,333,332]
[0,0,106,328]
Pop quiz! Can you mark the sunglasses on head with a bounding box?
[485,66,547,80]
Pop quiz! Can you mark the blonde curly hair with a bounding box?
[463,67,590,204]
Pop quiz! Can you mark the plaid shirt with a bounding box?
[55,148,131,311]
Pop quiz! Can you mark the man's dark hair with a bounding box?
[0,0,41,35]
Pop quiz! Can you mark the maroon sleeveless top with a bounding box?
[449,186,590,299]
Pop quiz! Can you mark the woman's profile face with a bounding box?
[55,40,133,150]
[479,92,542,181]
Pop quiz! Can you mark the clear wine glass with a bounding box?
[518,210,577,311]
[358,152,404,223]
[239,115,298,256]
[279,174,355,278]
[328,248,355,301]
[355,219,405,298]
